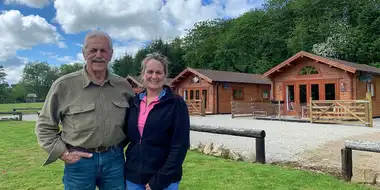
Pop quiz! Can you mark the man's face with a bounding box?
[83,36,113,72]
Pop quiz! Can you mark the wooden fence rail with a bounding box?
[12,107,41,112]
[185,99,205,116]
[341,140,380,182]
[230,98,277,118]
[309,93,373,127]
[190,124,266,164]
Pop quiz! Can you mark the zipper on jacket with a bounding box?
[132,92,173,182]
[138,96,171,144]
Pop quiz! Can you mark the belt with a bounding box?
[66,144,114,153]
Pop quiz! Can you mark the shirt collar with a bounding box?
[82,65,115,88]
[139,88,167,101]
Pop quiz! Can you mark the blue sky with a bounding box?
[0,0,264,84]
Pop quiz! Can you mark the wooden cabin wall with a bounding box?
[272,57,353,101]
[215,82,271,114]
[173,73,214,113]
[356,75,380,117]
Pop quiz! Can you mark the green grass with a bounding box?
[0,102,43,113]
[0,121,376,190]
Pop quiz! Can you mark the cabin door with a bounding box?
[284,83,296,115]
[183,88,209,114]
[283,80,338,116]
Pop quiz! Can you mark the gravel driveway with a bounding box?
[6,113,380,166]
[189,115,380,163]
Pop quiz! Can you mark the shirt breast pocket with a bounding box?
[66,103,96,133]
[111,100,130,125]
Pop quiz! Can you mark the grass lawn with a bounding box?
[0,121,376,190]
[0,102,44,113]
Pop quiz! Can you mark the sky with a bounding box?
[0,0,265,85]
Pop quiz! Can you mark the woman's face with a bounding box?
[143,59,166,91]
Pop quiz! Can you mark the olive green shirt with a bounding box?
[35,66,134,166]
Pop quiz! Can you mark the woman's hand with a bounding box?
[145,184,151,190]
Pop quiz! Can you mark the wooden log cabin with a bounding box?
[170,67,271,114]
[126,75,144,94]
[125,75,175,94]
[263,51,380,117]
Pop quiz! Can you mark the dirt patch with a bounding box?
[295,131,380,184]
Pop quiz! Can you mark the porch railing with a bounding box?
[185,99,206,116]
[309,93,373,127]
[230,93,373,127]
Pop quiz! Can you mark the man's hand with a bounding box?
[145,184,151,190]
[60,150,93,164]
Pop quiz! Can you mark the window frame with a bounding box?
[232,88,244,100]
[366,81,376,98]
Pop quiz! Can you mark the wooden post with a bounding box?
[309,97,313,123]
[18,113,23,121]
[277,100,281,120]
[231,97,234,118]
[201,95,206,117]
[366,92,373,127]
[256,137,266,164]
[250,97,253,117]
[341,148,353,182]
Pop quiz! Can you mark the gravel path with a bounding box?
[190,115,380,163]
[6,113,380,166]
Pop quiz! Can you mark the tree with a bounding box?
[0,66,10,99]
[112,55,136,77]
[59,62,84,76]
[20,61,59,99]
[11,83,27,101]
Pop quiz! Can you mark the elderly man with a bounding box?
[35,30,134,190]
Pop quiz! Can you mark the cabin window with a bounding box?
[183,90,188,100]
[263,90,269,99]
[367,82,375,97]
[202,90,207,108]
[299,66,318,75]
[190,90,194,100]
[233,88,244,100]
[195,90,200,100]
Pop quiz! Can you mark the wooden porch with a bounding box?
[230,93,374,127]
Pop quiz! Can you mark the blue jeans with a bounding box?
[62,145,125,190]
[125,180,180,190]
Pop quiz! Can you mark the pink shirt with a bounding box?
[137,96,160,137]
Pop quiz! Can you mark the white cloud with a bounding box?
[0,57,28,84]
[224,0,264,17]
[53,0,264,42]
[0,10,65,61]
[40,51,75,63]
[4,0,51,9]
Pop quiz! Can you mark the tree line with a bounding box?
[1,0,380,102]
[0,62,83,102]
[112,0,380,76]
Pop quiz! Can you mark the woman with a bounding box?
[124,53,190,190]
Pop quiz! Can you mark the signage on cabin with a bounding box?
[223,83,230,90]
[191,76,200,83]
[359,73,373,83]
[340,82,346,92]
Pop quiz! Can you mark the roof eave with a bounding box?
[263,51,358,77]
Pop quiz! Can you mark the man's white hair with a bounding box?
[82,30,113,50]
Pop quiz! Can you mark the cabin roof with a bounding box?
[171,67,271,85]
[125,75,143,87]
[263,51,380,77]
[125,75,174,87]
